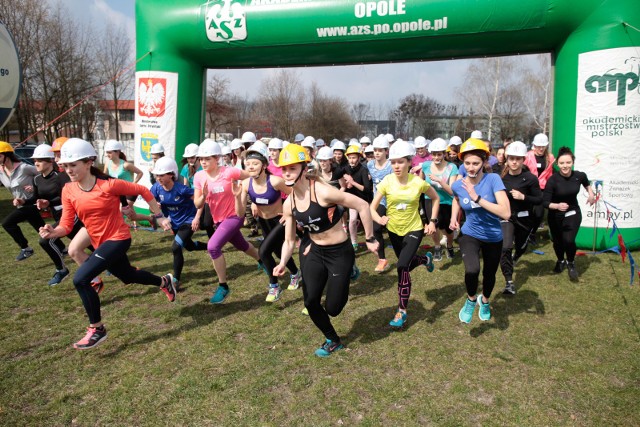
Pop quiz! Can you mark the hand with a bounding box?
[251,203,259,218]
[449,219,459,231]
[36,199,50,210]
[365,240,379,255]
[378,215,389,226]
[273,264,286,277]
[461,178,477,201]
[23,185,33,193]
[510,189,524,200]
[278,215,286,225]
[121,205,134,219]
[343,174,353,185]
[202,181,209,198]
[302,244,311,256]
[424,222,436,235]
[159,217,172,231]
[13,198,24,207]
[191,217,200,232]
[411,166,421,174]
[556,202,569,212]
[429,174,443,187]
[586,195,596,206]
[39,224,55,239]
[232,181,242,197]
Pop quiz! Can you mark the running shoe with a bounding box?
[15,248,34,261]
[424,252,435,273]
[446,247,455,259]
[433,247,443,262]
[301,307,309,315]
[91,277,104,294]
[478,296,491,321]
[350,265,361,281]
[459,298,477,324]
[352,243,359,251]
[567,261,579,281]
[314,339,344,357]
[374,259,390,273]
[73,325,107,350]
[210,285,229,304]
[502,281,516,295]
[553,260,566,273]
[172,276,181,291]
[389,310,407,328]
[160,273,177,302]
[265,284,282,302]
[48,268,70,287]
[288,271,302,290]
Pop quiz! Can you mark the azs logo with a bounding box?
[584,57,640,106]
[205,0,247,43]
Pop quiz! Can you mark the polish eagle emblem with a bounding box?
[138,78,166,117]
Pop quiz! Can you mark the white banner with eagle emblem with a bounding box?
[134,71,178,210]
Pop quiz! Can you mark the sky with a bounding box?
[50,0,541,108]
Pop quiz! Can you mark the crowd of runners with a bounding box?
[0,131,595,356]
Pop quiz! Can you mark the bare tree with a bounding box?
[97,23,134,140]
[205,74,235,138]
[351,102,371,122]
[304,83,359,140]
[521,54,552,135]
[257,69,305,141]
[393,94,446,138]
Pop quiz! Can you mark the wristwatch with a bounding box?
[430,218,439,224]
[365,236,377,243]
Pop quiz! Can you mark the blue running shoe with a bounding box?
[459,297,477,324]
[350,265,361,281]
[425,252,435,273]
[48,268,70,286]
[210,286,230,304]
[389,310,407,328]
[314,339,344,357]
[478,296,491,321]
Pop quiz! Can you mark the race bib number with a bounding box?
[517,210,529,218]
[565,210,576,217]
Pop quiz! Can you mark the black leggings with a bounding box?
[548,210,581,262]
[200,204,215,238]
[458,234,503,299]
[39,217,85,270]
[74,239,162,324]
[301,239,354,342]
[499,218,533,282]
[172,224,207,280]
[2,205,44,249]
[373,204,387,259]
[257,216,298,284]
[388,229,430,310]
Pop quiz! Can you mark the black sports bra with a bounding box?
[292,180,344,234]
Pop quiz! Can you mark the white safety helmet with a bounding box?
[532,133,549,147]
[315,138,325,148]
[449,136,463,146]
[294,133,305,143]
[268,138,283,150]
[302,136,316,148]
[332,141,346,151]
[152,156,179,178]
[31,144,55,159]
[505,141,528,157]
[349,141,362,150]
[364,145,374,154]
[241,131,257,144]
[470,130,483,139]
[59,138,97,163]
[372,136,390,149]
[428,138,448,153]
[388,140,416,160]
[221,145,232,156]
[246,142,269,163]
[150,143,165,154]
[198,138,222,157]
[230,138,243,150]
[316,146,334,161]
[396,138,404,144]
[282,140,290,148]
[182,143,199,158]
[360,136,371,145]
[414,136,428,149]
[385,133,395,143]
[329,139,339,148]
[104,139,124,152]
[348,138,359,146]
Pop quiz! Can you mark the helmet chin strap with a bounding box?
[285,163,306,187]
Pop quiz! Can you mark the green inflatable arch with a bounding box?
[134,0,640,250]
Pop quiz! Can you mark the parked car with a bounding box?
[13,144,37,165]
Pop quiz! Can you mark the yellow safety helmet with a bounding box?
[345,145,362,157]
[0,141,14,154]
[278,143,310,167]
[458,138,490,160]
[51,137,69,152]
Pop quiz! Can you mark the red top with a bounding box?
[60,178,154,248]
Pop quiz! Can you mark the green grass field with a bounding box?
[0,190,639,426]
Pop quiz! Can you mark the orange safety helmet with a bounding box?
[51,137,69,152]
[0,141,14,154]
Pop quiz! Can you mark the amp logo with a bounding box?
[584,57,640,106]
[204,0,247,43]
